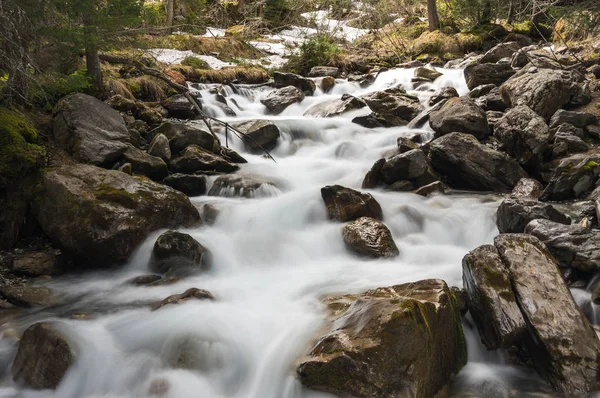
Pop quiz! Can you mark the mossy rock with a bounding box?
[181,56,210,70]
[0,108,45,188]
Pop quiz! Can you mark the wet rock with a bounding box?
[308,66,339,78]
[304,96,367,118]
[469,83,497,98]
[342,217,399,258]
[274,71,316,95]
[0,285,57,308]
[540,154,600,201]
[386,180,414,192]
[261,86,305,114]
[32,164,201,266]
[510,178,544,200]
[201,204,220,225]
[12,323,74,389]
[236,120,280,152]
[462,244,526,349]
[169,145,239,174]
[549,109,597,129]
[591,65,600,79]
[121,146,168,181]
[525,219,600,272]
[53,93,129,165]
[297,279,466,398]
[208,174,279,198]
[163,174,207,196]
[479,41,521,64]
[126,274,162,286]
[496,198,570,233]
[500,68,580,121]
[219,147,247,164]
[494,105,550,168]
[360,88,424,126]
[380,149,428,184]
[169,127,219,156]
[428,86,459,107]
[319,76,335,92]
[396,136,419,153]
[321,185,382,222]
[361,158,386,189]
[118,162,132,175]
[414,181,445,196]
[464,63,516,91]
[152,288,214,311]
[429,98,490,140]
[151,230,210,275]
[494,234,600,395]
[553,131,589,156]
[429,133,527,192]
[414,67,442,81]
[162,94,196,119]
[11,251,62,277]
[148,133,171,161]
[352,114,384,128]
[473,87,509,112]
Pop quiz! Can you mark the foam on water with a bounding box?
[0,67,548,398]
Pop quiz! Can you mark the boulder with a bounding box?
[148,133,171,161]
[169,145,239,174]
[342,217,399,258]
[169,127,219,156]
[493,105,550,168]
[53,93,129,165]
[11,251,62,277]
[500,68,580,121]
[361,158,386,189]
[261,86,305,114]
[414,67,442,81]
[525,219,600,272]
[163,174,207,196]
[152,288,214,310]
[540,154,600,201]
[236,120,280,152]
[386,180,414,192]
[274,71,316,95]
[105,95,162,126]
[308,66,340,78]
[553,131,589,157]
[162,94,196,119]
[151,230,210,275]
[304,96,367,118]
[462,245,526,349]
[360,89,424,126]
[428,86,458,107]
[469,84,496,98]
[321,185,382,222]
[121,146,168,181]
[464,63,516,91]
[319,76,335,92]
[208,174,280,198]
[429,98,490,140]
[414,181,445,196]
[219,147,247,164]
[473,87,509,112]
[396,136,419,153]
[380,149,428,184]
[0,285,57,308]
[510,178,544,200]
[549,109,597,129]
[496,198,570,233]
[12,323,74,389]
[32,164,201,266]
[429,133,527,192]
[494,234,600,395]
[479,41,521,64]
[297,279,466,397]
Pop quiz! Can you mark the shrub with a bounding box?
[27,71,92,111]
[286,34,342,75]
[181,56,211,69]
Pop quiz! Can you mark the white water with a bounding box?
[0,68,551,397]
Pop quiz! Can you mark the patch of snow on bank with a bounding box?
[146,49,235,69]
[300,10,369,42]
[203,27,226,37]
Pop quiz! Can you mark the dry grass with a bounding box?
[104,78,135,100]
[126,76,169,102]
[170,65,269,84]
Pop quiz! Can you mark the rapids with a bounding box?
[0,68,555,397]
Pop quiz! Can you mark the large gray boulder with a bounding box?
[494,105,550,169]
[307,66,340,78]
[261,86,305,114]
[274,71,316,95]
[169,127,219,156]
[32,164,201,266]
[360,88,424,126]
[304,95,367,118]
[464,63,516,90]
[236,120,281,152]
[479,41,521,64]
[429,98,490,140]
[525,219,600,272]
[496,198,570,233]
[53,93,129,165]
[169,145,239,174]
[150,230,210,276]
[429,133,527,192]
[297,279,467,398]
[342,217,399,258]
[163,174,207,196]
[549,109,598,129]
[208,174,280,198]
[540,153,600,201]
[500,68,580,121]
[380,149,428,184]
[321,185,382,222]
[12,322,74,389]
[463,245,526,349]
[121,146,168,181]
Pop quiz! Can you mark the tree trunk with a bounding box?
[507,0,514,24]
[427,0,440,31]
[166,0,175,32]
[480,0,491,25]
[85,45,102,91]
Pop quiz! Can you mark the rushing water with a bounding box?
[0,68,558,397]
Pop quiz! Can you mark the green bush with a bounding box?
[264,0,293,28]
[27,71,92,111]
[0,108,45,187]
[142,3,165,27]
[181,56,210,69]
[286,34,342,75]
